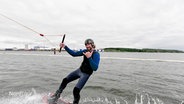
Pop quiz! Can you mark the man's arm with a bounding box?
[64,46,84,57]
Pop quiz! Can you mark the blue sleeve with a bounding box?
[88,52,100,71]
[64,46,85,57]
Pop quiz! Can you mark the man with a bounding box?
[49,39,100,104]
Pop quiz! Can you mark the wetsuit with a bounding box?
[57,46,100,103]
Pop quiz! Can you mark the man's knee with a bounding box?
[59,78,68,90]
[73,87,80,97]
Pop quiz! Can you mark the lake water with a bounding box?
[0,51,184,104]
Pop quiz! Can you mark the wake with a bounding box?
[1,52,184,63]
[101,56,184,63]
[0,89,183,104]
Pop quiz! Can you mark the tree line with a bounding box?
[104,48,184,53]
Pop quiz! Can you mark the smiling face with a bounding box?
[85,43,93,51]
[84,39,95,51]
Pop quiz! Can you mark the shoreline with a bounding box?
[104,48,184,53]
[0,47,184,53]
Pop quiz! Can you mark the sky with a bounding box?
[0,0,184,50]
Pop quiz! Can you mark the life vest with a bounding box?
[80,51,96,75]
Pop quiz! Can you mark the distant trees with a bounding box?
[104,48,184,53]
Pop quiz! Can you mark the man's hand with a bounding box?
[60,43,65,48]
[83,51,93,58]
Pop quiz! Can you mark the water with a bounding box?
[0,51,184,104]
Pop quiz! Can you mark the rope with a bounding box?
[0,13,58,47]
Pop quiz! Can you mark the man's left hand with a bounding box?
[83,51,93,58]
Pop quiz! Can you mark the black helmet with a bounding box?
[84,39,95,48]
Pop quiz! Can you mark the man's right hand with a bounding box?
[60,43,65,48]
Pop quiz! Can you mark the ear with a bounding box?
[92,44,96,48]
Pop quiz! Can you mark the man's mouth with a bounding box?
[87,47,91,50]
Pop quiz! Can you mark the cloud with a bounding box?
[0,0,184,50]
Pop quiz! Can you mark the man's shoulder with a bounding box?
[80,49,87,52]
[93,50,100,56]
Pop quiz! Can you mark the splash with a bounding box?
[0,89,183,104]
[80,94,184,104]
[0,89,43,104]
[134,93,164,104]
[134,93,184,104]
[81,97,122,104]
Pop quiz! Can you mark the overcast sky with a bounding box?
[0,0,184,50]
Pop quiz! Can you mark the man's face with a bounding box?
[85,43,93,51]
